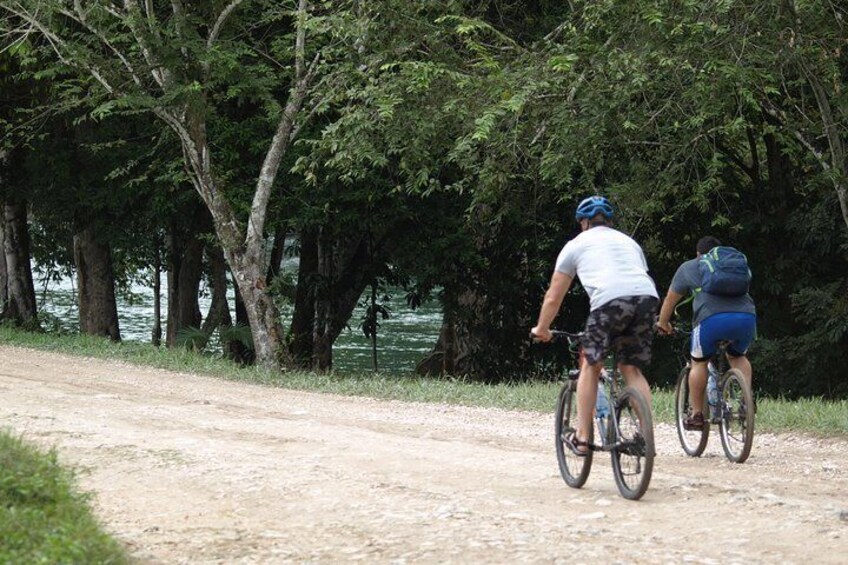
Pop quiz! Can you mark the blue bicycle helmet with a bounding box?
[575,195,614,220]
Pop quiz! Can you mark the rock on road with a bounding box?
[1,345,846,564]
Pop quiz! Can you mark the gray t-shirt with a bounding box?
[670,258,756,326]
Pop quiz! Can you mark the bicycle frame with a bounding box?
[555,331,627,453]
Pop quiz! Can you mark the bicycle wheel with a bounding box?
[554,380,593,488]
[610,386,654,500]
[674,366,710,457]
[718,369,754,463]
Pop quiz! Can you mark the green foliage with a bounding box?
[0,431,128,564]
[3,0,848,394]
[175,326,209,351]
[219,323,255,352]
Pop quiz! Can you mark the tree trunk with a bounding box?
[195,173,287,369]
[370,282,378,372]
[0,224,7,314]
[416,290,478,376]
[311,229,374,371]
[228,280,255,365]
[289,228,318,367]
[312,227,336,371]
[73,227,120,341]
[1,199,38,328]
[165,206,207,346]
[0,150,6,313]
[266,224,288,285]
[0,207,7,315]
[201,244,233,337]
[229,256,284,368]
[152,239,162,346]
[300,227,391,372]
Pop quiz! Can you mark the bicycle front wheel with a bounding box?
[718,369,755,463]
[674,366,709,457]
[610,387,654,500]
[555,380,593,488]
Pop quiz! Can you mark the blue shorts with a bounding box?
[691,313,757,360]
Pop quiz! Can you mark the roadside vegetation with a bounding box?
[0,430,129,564]
[2,1,847,397]
[2,327,845,437]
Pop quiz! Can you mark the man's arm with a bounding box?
[657,288,684,334]
[531,271,574,342]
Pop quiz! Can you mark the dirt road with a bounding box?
[1,345,846,564]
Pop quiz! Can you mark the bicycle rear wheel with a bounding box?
[674,366,710,456]
[555,380,593,488]
[718,369,754,463]
[610,387,654,500]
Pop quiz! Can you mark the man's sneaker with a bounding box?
[683,411,705,431]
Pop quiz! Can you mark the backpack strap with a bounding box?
[673,287,700,318]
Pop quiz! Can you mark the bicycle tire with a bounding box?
[554,380,593,488]
[674,366,710,457]
[610,386,654,500]
[718,368,755,463]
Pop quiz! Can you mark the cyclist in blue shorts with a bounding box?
[656,236,757,430]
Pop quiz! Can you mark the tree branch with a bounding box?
[61,2,144,88]
[800,62,848,230]
[763,100,848,230]
[291,91,328,140]
[245,0,313,260]
[122,0,166,87]
[0,3,116,94]
[294,0,307,81]
[207,0,244,51]
[715,138,756,182]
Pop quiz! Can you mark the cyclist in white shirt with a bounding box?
[532,196,659,455]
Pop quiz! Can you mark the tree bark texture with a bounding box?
[0,219,7,314]
[1,199,38,327]
[415,290,480,377]
[165,206,208,347]
[73,227,121,341]
[292,225,398,372]
[201,244,233,337]
[229,281,255,365]
[310,229,375,372]
[288,228,318,367]
[152,240,162,346]
[0,150,7,313]
[228,255,285,368]
[266,224,288,286]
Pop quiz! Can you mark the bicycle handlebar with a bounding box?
[530,329,583,348]
[550,330,583,340]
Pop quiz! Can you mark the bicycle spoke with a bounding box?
[610,387,654,500]
[675,366,709,457]
[555,381,593,488]
[719,370,755,463]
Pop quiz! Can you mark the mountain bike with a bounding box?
[551,330,655,500]
[674,334,755,463]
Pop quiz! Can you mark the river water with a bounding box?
[34,267,443,374]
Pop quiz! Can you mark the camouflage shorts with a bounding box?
[580,295,659,369]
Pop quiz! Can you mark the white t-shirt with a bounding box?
[555,226,658,311]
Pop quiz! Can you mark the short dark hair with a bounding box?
[696,236,722,254]
[588,214,611,227]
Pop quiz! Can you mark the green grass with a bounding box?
[0,431,129,564]
[1,326,846,437]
